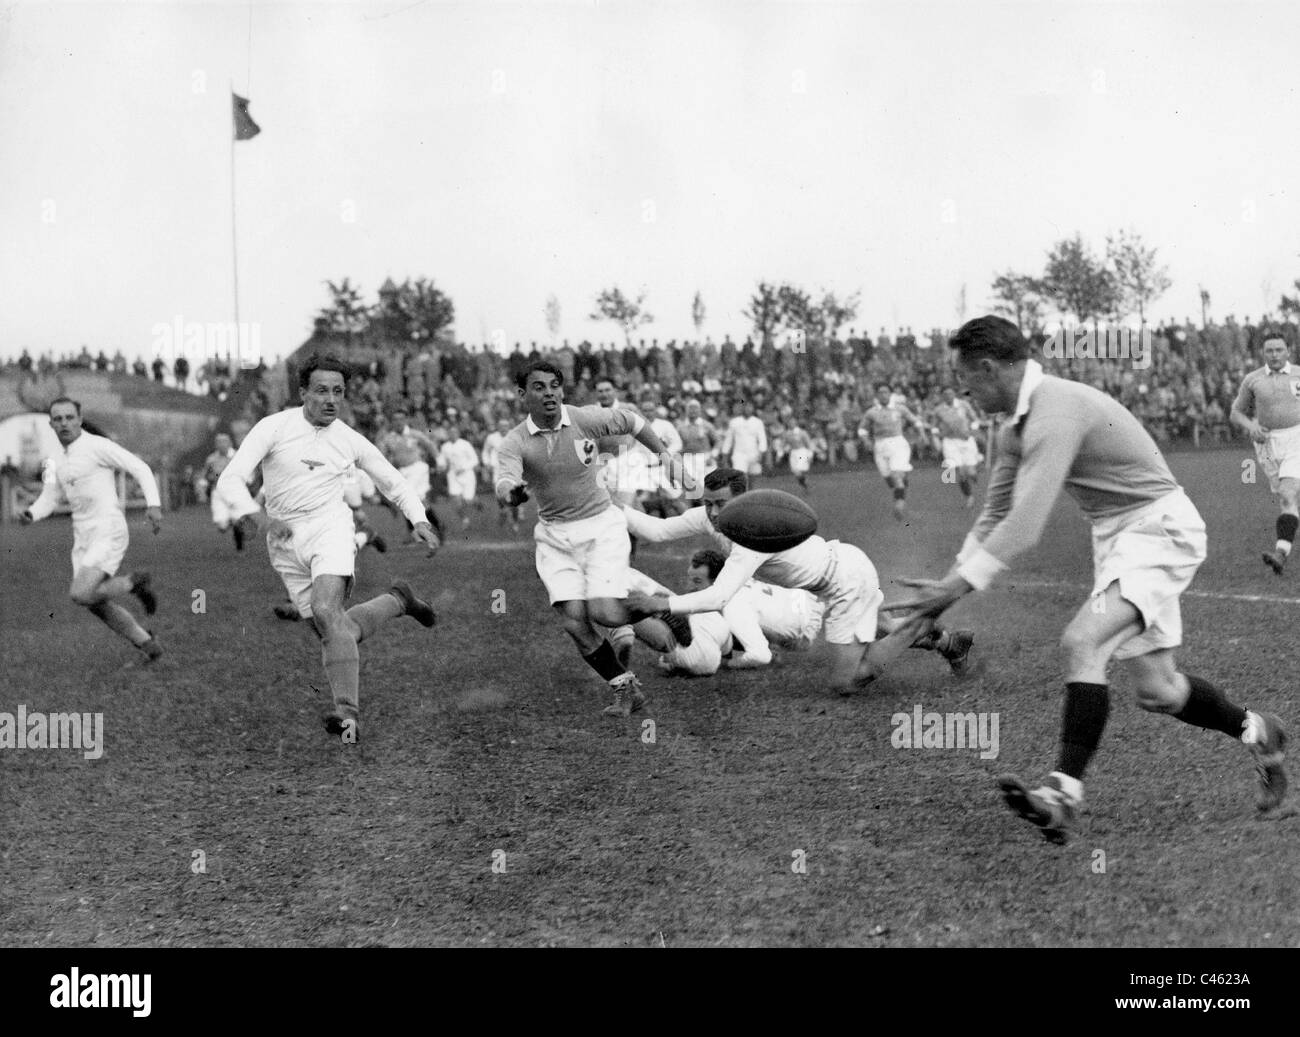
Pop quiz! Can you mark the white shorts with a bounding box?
[447,469,477,502]
[814,542,884,645]
[72,516,129,577]
[661,616,727,676]
[1254,424,1300,494]
[400,460,430,501]
[789,448,813,475]
[873,435,912,477]
[941,437,982,471]
[534,506,631,604]
[732,452,762,476]
[210,484,260,528]
[1090,488,1206,661]
[267,508,357,619]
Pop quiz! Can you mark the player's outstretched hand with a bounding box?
[506,485,530,507]
[145,506,163,535]
[413,521,441,558]
[262,517,293,544]
[625,589,666,615]
[883,574,973,619]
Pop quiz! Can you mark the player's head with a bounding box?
[496,418,511,433]
[687,548,728,590]
[1261,333,1290,372]
[517,362,565,423]
[874,383,891,405]
[215,432,233,452]
[742,399,755,417]
[949,315,1031,415]
[448,426,461,442]
[392,406,410,427]
[941,386,957,404]
[48,396,83,445]
[594,378,619,407]
[298,354,350,427]
[701,467,748,526]
[685,398,701,418]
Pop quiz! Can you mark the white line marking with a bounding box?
[1002,578,1300,607]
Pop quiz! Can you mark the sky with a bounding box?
[2,0,1298,363]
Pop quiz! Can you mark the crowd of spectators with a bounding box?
[8,315,1298,478]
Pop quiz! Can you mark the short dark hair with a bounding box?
[703,467,748,496]
[1260,328,1289,347]
[949,316,1031,364]
[49,396,81,416]
[874,382,891,393]
[298,353,352,388]
[690,548,728,582]
[516,361,565,389]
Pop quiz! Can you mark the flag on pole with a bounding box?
[232,93,261,141]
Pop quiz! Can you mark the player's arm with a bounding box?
[22,460,64,523]
[660,548,764,616]
[99,438,163,531]
[622,503,711,542]
[355,436,431,529]
[1229,379,1266,441]
[217,419,274,519]
[721,591,772,668]
[493,436,529,506]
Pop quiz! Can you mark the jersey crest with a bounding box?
[301,458,325,471]
[573,438,597,467]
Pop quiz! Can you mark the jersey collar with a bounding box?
[1011,359,1046,423]
[526,405,571,435]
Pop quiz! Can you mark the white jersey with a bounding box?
[667,534,848,614]
[438,438,478,475]
[628,567,733,672]
[28,431,160,526]
[218,407,426,528]
[724,415,768,459]
[481,431,506,476]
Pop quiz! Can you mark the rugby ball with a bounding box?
[716,489,818,553]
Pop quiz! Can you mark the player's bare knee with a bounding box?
[1134,675,1181,713]
[69,587,97,608]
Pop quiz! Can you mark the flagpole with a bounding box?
[230,79,241,356]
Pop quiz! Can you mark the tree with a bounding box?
[691,291,706,336]
[1199,285,1212,328]
[989,271,1045,334]
[400,278,455,343]
[1106,229,1171,325]
[775,283,817,343]
[317,279,369,342]
[815,290,860,340]
[1039,235,1118,327]
[544,295,562,341]
[1280,279,1300,322]
[590,286,653,345]
[743,281,783,345]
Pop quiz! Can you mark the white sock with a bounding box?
[1276,540,1292,557]
[1048,771,1084,804]
[1241,710,1265,745]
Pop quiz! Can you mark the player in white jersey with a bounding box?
[722,401,768,481]
[784,422,815,495]
[20,397,164,661]
[218,355,441,742]
[622,468,828,651]
[437,427,480,531]
[204,432,261,550]
[609,566,737,677]
[625,476,975,694]
[481,418,521,533]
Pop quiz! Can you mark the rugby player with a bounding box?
[1230,333,1300,574]
[203,432,260,550]
[217,355,440,742]
[20,397,163,661]
[722,400,767,484]
[436,426,480,531]
[493,361,681,717]
[889,316,1288,842]
[932,386,983,509]
[860,383,926,521]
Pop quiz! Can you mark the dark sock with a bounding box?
[1173,675,1247,737]
[1277,514,1298,549]
[958,476,971,498]
[1056,682,1110,780]
[892,485,906,501]
[582,640,626,682]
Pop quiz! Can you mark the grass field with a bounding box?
[2,450,1298,947]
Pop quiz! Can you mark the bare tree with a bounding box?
[544,295,562,342]
[989,272,1045,334]
[590,286,653,346]
[1106,229,1172,325]
[691,290,706,336]
[743,282,783,345]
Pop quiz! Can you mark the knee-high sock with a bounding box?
[346,592,402,643]
[88,601,149,645]
[321,635,361,716]
[1056,682,1110,779]
[1173,675,1247,736]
